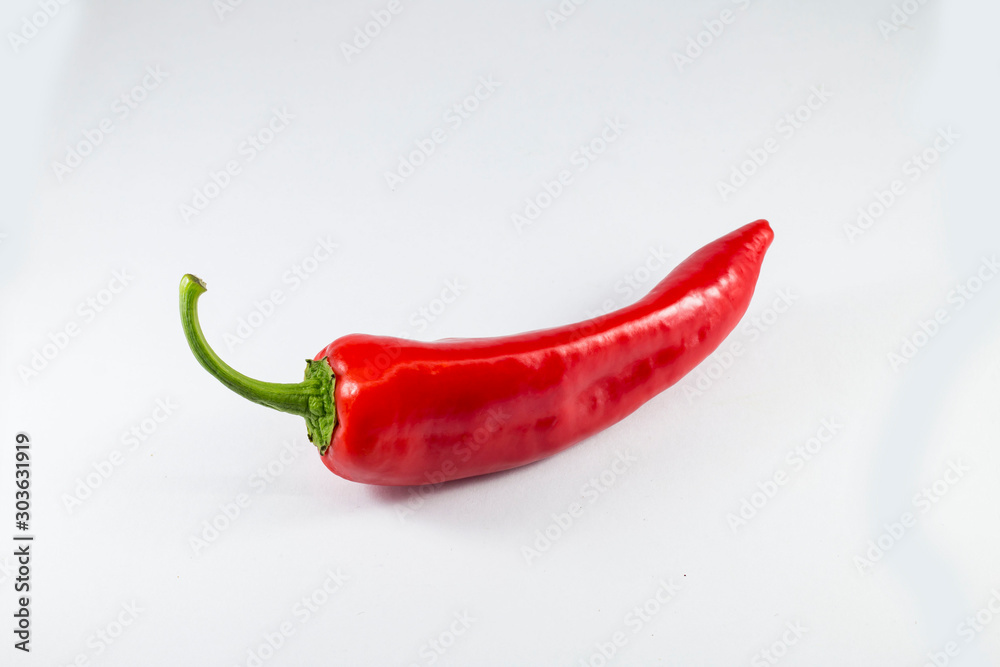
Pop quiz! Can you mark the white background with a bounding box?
[2,0,1000,665]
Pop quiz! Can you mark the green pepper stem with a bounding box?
[179,274,336,453]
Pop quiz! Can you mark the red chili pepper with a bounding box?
[180,220,773,485]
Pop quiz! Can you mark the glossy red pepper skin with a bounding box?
[314,220,773,485]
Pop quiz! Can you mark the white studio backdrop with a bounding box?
[2,1,1000,665]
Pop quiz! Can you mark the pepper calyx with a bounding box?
[302,358,336,455]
